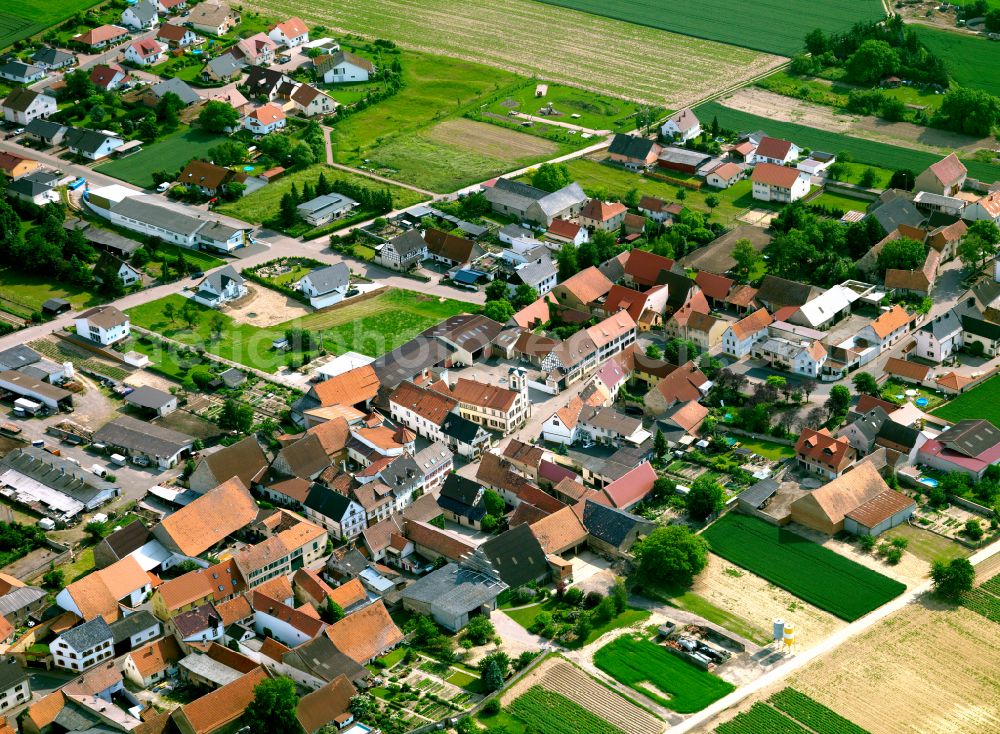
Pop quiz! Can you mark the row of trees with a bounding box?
[278,173,394,229]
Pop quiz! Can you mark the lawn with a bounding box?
[95,127,226,189]
[294,288,474,357]
[914,26,1000,98]
[593,634,735,713]
[215,164,429,224]
[734,437,796,461]
[0,269,103,314]
[482,81,661,133]
[931,374,1000,425]
[578,608,650,647]
[140,244,225,282]
[808,191,873,215]
[507,686,624,734]
[0,0,101,49]
[505,599,557,629]
[57,547,95,584]
[702,514,906,621]
[378,647,407,668]
[695,101,1000,184]
[881,378,945,411]
[529,0,884,56]
[881,525,969,565]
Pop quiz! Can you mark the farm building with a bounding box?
[657,147,711,174]
[788,462,912,536]
[399,562,506,632]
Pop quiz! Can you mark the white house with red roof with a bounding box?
[705,161,744,189]
[124,39,165,67]
[243,104,286,135]
[579,199,627,231]
[156,0,187,14]
[89,64,129,91]
[546,218,588,245]
[602,461,657,510]
[156,23,199,47]
[751,136,800,165]
[915,153,967,197]
[963,190,1000,226]
[751,163,809,203]
[268,17,309,47]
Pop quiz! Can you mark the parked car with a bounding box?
[156,182,171,192]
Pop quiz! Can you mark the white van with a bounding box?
[110,454,127,467]
[91,464,108,478]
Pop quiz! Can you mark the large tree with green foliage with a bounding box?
[198,100,240,133]
[685,474,724,522]
[530,162,571,192]
[632,525,709,588]
[846,40,899,85]
[244,677,303,734]
[935,87,1000,137]
[930,558,974,601]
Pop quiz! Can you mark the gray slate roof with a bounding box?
[387,228,426,257]
[59,617,113,652]
[125,385,175,410]
[303,263,349,295]
[25,118,66,142]
[63,127,121,155]
[582,499,649,548]
[206,52,241,78]
[31,47,75,67]
[149,77,200,106]
[478,524,548,588]
[400,562,506,615]
[110,197,205,236]
[0,345,41,371]
[871,196,926,235]
[108,610,160,644]
[608,133,656,160]
[199,264,244,293]
[0,657,29,690]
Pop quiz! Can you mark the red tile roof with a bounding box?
[751,162,801,188]
[602,461,657,509]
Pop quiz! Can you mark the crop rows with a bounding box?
[961,587,1000,624]
[702,514,905,621]
[529,0,884,57]
[716,703,811,734]
[593,634,735,713]
[539,661,661,734]
[508,686,625,734]
[769,688,871,734]
[694,101,1000,185]
[980,572,1000,597]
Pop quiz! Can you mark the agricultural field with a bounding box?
[931,375,1000,425]
[0,0,100,49]
[95,127,225,189]
[593,634,735,713]
[215,164,429,224]
[530,0,885,56]
[696,100,1000,184]
[256,0,782,106]
[962,571,1000,624]
[368,119,572,192]
[507,687,624,734]
[914,26,1000,98]
[702,514,906,621]
[482,82,661,133]
[500,658,662,734]
[768,688,870,734]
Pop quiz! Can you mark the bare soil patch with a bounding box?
[425,118,558,160]
[720,87,990,153]
[692,554,845,651]
[222,284,311,327]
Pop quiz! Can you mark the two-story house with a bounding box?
[751,162,809,203]
[298,264,350,309]
[796,428,857,479]
[75,305,130,345]
[856,304,912,354]
[751,136,800,165]
[721,307,772,357]
[0,89,56,126]
[0,658,30,713]
[317,51,373,83]
[193,265,246,307]
[124,39,165,66]
[121,0,159,30]
[242,104,286,135]
[52,618,114,672]
[267,17,309,47]
[660,108,701,142]
[376,229,427,271]
[302,483,366,540]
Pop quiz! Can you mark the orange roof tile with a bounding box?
[581,199,627,222]
[254,575,293,604]
[179,667,268,734]
[556,266,614,305]
[216,594,253,626]
[327,577,367,609]
[128,637,182,679]
[751,162,802,188]
[324,600,402,664]
[868,304,911,339]
[157,478,258,557]
[64,556,149,623]
[729,307,773,341]
[312,365,380,408]
[529,506,587,554]
[294,568,336,605]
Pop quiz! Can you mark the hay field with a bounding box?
[425,118,558,160]
[256,0,781,106]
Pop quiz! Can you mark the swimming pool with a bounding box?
[915,397,929,407]
[917,476,939,488]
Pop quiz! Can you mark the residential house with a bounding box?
[579,499,655,558]
[642,360,710,415]
[152,477,258,557]
[0,61,44,84]
[51,618,114,672]
[722,307,772,357]
[290,84,337,117]
[90,63,129,91]
[31,47,76,70]
[231,33,276,66]
[55,556,152,623]
[437,474,487,528]
[188,0,239,36]
[705,161,744,189]
[192,265,246,307]
[484,178,587,226]
[602,284,668,331]
[424,228,480,268]
[75,305,129,345]
[123,637,182,688]
[0,659,29,714]
[297,193,358,226]
[856,304,912,353]
[885,249,940,296]
[412,442,453,494]
[918,419,1000,480]
[298,264,350,309]
[546,218,588,246]
[512,258,557,296]
[121,0,160,30]
[0,152,38,179]
[962,313,1000,357]
[157,0,188,13]
[5,170,59,205]
[751,163,809,202]
[376,229,427,271]
[72,25,129,49]
[964,190,1000,226]
[915,152,967,196]
[177,160,247,194]
[608,133,660,170]
[108,610,161,655]
[435,374,530,435]
[0,575,46,625]
[302,484,366,539]
[124,38,165,66]
[677,310,727,351]
[751,136,800,165]
[621,249,676,290]
[63,127,123,160]
[579,199,627,231]
[638,196,682,223]
[296,675,357,734]
[927,219,966,262]
[316,51,373,83]
[268,17,309,47]
[913,300,978,363]
[751,334,827,377]
[578,406,650,448]
[243,104,286,135]
[796,428,857,479]
[551,266,613,311]
[157,22,199,47]
[1,89,56,126]
[660,108,701,142]
[203,52,243,82]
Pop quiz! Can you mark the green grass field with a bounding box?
[881,524,968,564]
[529,0,884,56]
[483,81,660,132]
[594,634,735,713]
[914,26,1000,98]
[931,374,1000,424]
[0,0,101,49]
[0,269,103,313]
[127,288,475,371]
[696,101,1000,184]
[703,514,906,621]
[808,191,873,214]
[215,164,429,223]
[734,437,796,461]
[507,687,624,734]
[96,127,226,189]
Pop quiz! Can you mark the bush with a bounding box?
[563,587,584,607]
[858,534,878,552]
[482,699,501,716]
[583,591,603,609]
